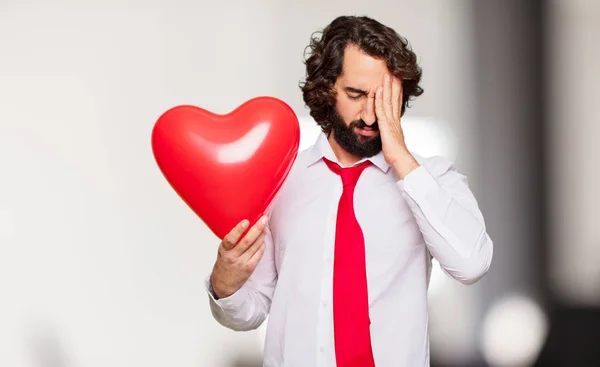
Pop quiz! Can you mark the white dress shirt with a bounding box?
[205,132,493,366]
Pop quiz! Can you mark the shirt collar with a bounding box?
[303,131,390,172]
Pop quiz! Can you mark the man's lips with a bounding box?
[355,126,379,137]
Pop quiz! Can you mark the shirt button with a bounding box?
[320,346,325,352]
[321,301,327,308]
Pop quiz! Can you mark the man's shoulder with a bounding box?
[265,145,315,215]
[281,145,315,186]
[295,143,317,166]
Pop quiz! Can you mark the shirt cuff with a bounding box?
[399,164,442,203]
[204,275,246,310]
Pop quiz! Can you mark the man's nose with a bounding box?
[361,96,377,125]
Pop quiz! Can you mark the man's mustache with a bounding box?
[354,120,379,131]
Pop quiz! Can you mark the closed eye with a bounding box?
[344,87,368,100]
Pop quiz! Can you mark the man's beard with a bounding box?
[329,107,382,158]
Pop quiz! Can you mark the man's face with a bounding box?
[330,44,390,158]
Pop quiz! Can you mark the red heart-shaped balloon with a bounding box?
[151,96,300,239]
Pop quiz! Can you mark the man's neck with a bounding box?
[327,132,362,168]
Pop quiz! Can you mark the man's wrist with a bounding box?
[210,276,235,300]
[209,275,224,300]
[390,150,420,179]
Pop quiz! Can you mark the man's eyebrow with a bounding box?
[344,86,368,95]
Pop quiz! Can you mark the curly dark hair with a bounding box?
[299,15,424,133]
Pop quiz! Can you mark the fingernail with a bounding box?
[261,216,268,225]
[241,220,249,228]
[385,74,390,82]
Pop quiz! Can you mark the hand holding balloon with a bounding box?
[210,215,269,299]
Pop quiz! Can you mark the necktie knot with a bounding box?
[324,158,372,187]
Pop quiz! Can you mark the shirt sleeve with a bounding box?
[400,155,493,285]
[205,224,278,331]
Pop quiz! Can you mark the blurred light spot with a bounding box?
[402,116,457,161]
[481,294,548,366]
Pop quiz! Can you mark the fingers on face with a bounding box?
[391,76,402,119]
[375,86,385,121]
[383,75,394,119]
[377,74,402,122]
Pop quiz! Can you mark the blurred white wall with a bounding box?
[546,0,600,307]
[0,1,481,366]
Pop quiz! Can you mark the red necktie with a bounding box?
[324,158,376,367]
